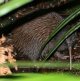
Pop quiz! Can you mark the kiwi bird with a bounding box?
[10,12,77,70]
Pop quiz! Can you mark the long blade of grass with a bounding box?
[7,60,80,70]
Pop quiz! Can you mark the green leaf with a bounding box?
[0,0,32,17]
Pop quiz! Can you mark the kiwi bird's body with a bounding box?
[11,12,77,60]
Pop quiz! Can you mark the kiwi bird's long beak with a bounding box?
[69,46,72,70]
